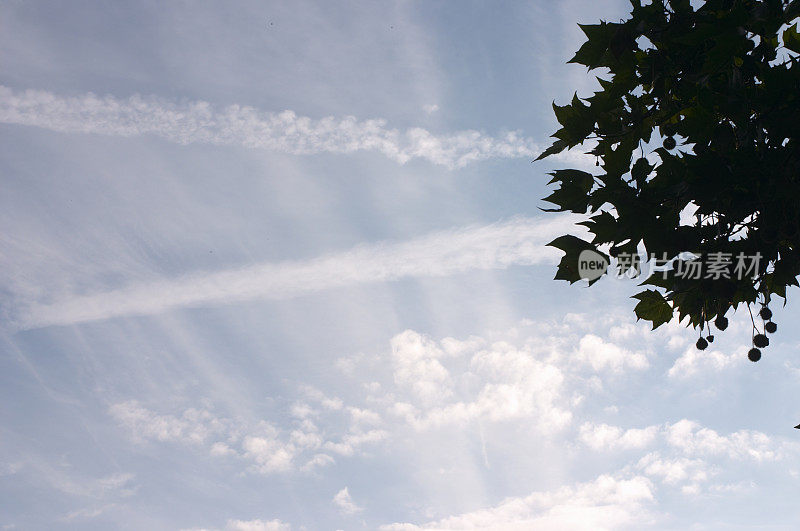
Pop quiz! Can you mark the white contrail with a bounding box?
[0,85,542,168]
[18,216,585,329]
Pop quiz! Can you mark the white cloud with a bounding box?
[572,414,800,498]
[574,334,649,373]
[183,519,291,531]
[440,336,486,357]
[366,317,686,435]
[391,330,454,405]
[300,454,335,472]
[0,86,541,169]
[668,346,743,379]
[107,316,799,524]
[579,422,658,451]
[323,429,389,456]
[18,215,582,328]
[242,433,297,474]
[298,386,344,411]
[333,487,363,515]
[380,474,654,530]
[109,400,382,475]
[225,519,291,531]
[62,504,117,522]
[665,419,783,462]
[577,417,790,489]
[384,334,572,432]
[347,407,382,427]
[109,401,232,446]
[209,442,236,457]
[636,452,710,487]
[422,104,439,114]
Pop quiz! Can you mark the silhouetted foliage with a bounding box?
[538,0,800,355]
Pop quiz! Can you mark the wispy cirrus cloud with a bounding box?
[0,85,543,168]
[17,215,584,329]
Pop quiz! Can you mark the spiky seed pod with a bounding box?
[663,136,677,150]
[707,335,714,343]
[696,337,708,350]
[765,321,777,334]
[714,316,728,331]
[748,348,762,362]
[759,307,773,321]
[753,334,769,348]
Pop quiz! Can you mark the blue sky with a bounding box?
[2,1,800,529]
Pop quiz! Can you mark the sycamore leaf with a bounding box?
[542,169,594,213]
[569,24,611,67]
[631,157,652,185]
[632,289,673,329]
[578,210,619,244]
[535,139,569,161]
[783,23,800,55]
[548,235,608,285]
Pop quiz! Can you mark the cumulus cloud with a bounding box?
[665,419,783,462]
[635,453,710,487]
[574,334,649,373]
[323,429,388,456]
[332,487,363,515]
[104,314,800,526]
[109,401,234,446]
[109,397,382,475]
[225,519,291,531]
[380,474,654,530]
[183,519,291,531]
[384,332,572,432]
[0,85,543,169]
[242,433,297,474]
[371,317,685,434]
[575,417,795,495]
[668,345,744,379]
[390,330,454,405]
[578,419,792,492]
[579,422,658,451]
[18,215,582,328]
[110,316,660,481]
[579,417,787,468]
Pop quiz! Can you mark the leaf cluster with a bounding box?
[539,0,800,330]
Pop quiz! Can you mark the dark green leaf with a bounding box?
[632,289,674,329]
[547,235,608,285]
[783,23,800,54]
